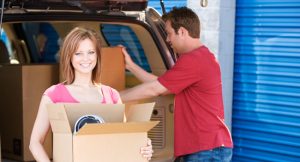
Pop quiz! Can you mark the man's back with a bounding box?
[158,46,233,156]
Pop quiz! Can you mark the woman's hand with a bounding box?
[140,138,154,161]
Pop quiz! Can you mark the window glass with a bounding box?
[0,29,12,56]
[101,24,151,72]
[22,22,60,63]
[37,23,60,63]
[0,29,16,63]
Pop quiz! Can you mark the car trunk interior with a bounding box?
[0,19,174,161]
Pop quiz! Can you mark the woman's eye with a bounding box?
[74,52,82,56]
[88,51,96,55]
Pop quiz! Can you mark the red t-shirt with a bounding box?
[158,46,233,157]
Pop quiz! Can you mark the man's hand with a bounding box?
[117,45,159,83]
[118,45,134,70]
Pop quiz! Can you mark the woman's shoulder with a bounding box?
[44,83,68,100]
[44,83,66,94]
[99,84,120,104]
[44,82,74,103]
[100,84,116,91]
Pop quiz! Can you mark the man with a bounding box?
[120,7,233,162]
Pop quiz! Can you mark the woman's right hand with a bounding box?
[140,138,154,161]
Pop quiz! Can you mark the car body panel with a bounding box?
[3,0,148,12]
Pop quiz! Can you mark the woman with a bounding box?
[29,27,153,162]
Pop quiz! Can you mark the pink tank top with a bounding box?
[44,83,120,104]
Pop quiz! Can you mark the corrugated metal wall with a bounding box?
[148,0,186,14]
[232,0,300,161]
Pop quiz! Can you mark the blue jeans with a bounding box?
[180,147,232,162]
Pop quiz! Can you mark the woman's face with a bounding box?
[71,38,97,75]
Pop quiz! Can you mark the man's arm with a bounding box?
[120,80,170,102]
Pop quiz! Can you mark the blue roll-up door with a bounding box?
[148,0,186,14]
[233,0,300,161]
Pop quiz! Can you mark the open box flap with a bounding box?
[47,102,156,134]
[126,102,155,122]
[47,103,72,133]
[76,121,159,135]
[63,103,125,131]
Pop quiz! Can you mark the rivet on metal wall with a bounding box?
[201,0,208,7]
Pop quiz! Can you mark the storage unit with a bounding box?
[232,0,300,161]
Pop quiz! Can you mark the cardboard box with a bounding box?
[47,103,158,162]
[100,47,125,91]
[0,64,58,161]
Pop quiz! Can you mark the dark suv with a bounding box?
[0,0,176,161]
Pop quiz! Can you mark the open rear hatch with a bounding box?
[2,0,148,12]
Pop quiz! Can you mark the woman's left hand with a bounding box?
[141,138,153,161]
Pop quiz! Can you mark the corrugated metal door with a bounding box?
[148,0,186,14]
[232,0,300,161]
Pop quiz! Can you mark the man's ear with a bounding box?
[179,27,189,37]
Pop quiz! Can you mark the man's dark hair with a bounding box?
[162,7,200,38]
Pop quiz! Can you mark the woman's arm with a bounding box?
[29,95,53,162]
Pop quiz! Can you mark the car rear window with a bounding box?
[101,24,151,72]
